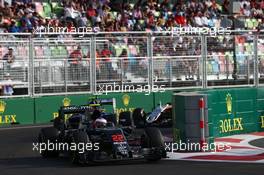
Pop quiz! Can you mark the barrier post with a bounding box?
[199,97,205,151]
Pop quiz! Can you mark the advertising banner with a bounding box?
[0,97,34,125]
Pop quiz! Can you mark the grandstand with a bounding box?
[0,0,263,96]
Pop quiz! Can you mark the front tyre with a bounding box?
[38,127,60,158]
[142,127,166,161]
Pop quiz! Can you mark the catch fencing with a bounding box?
[0,30,263,97]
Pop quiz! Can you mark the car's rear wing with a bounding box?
[58,98,116,117]
[99,98,116,112]
[59,105,91,115]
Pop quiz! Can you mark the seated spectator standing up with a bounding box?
[3,47,15,73]
[175,12,187,26]
[1,73,14,96]
[69,45,82,83]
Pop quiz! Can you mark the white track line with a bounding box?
[0,124,52,130]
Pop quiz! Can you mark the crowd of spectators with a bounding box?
[240,0,264,18]
[0,0,263,96]
[0,0,263,33]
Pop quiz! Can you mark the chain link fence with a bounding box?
[153,35,202,88]
[259,35,264,85]
[33,37,91,94]
[0,31,263,97]
[95,34,149,89]
[0,34,30,96]
[206,32,261,86]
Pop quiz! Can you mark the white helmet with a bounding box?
[94,117,107,128]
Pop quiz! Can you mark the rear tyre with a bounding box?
[119,111,132,127]
[132,108,146,128]
[38,127,60,158]
[142,127,166,161]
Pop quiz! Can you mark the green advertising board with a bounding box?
[96,92,155,116]
[1,87,264,139]
[153,91,173,106]
[0,97,34,125]
[34,92,158,123]
[257,87,264,132]
[204,87,260,137]
[34,94,92,123]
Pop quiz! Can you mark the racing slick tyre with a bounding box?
[71,130,92,165]
[53,117,64,131]
[38,127,60,158]
[132,108,146,128]
[142,127,166,161]
[119,111,132,127]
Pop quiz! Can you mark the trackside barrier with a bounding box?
[0,30,264,97]
[0,91,171,125]
[202,87,262,137]
[172,92,211,152]
[0,97,34,125]
[172,87,264,144]
[199,97,206,151]
[1,87,264,142]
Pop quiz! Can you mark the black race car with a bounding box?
[38,98,166,165]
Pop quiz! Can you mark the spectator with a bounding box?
[3,47,15,64]
[3,47,15,74]
[194,12,203,27]
[69,45,83,82]
[1,73,14,96]
[0,0,262,33]
[64,3,81,22]
[175,12,187,26]
[222,0,230,14]
[101,45,112,79]
[9,20,19,33]
[120,49,128,73]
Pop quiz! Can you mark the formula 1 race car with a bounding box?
[38,98,166,165]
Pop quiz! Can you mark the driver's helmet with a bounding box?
[94,117,107,128]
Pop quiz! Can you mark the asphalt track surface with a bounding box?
[0,126,264,175]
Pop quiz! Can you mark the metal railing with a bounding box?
[0,30,263,97]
